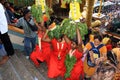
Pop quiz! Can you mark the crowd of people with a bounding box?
[93,2,120,38]
[0,0,120,80]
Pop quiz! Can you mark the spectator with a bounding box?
[14,6,23,19]
[0,0,14,65]
[9,2,14,13]
[112,41,120,69]
[4,2,16,23]
[15,9,37,59]
[83,34,107,79]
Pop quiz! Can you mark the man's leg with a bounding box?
[0,32,14,65]
[0,32,14,56]
[31,37,36,51]
[24,37,31,59]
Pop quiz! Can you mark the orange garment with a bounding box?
[42,14,48,22]
[48,39,69,78]
[89,34,94,42]
[112,48,120,62]
[84,42,107,77]
[85,42,107,56]
[84,58,96,77]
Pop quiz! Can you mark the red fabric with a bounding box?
[66,50,84,80]
[48,39,69,78]
[30,32,51,67]
[30,45,41,67]
[106,44,112,51]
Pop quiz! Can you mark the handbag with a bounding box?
[24,17,38,31]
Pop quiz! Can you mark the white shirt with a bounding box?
[0,3,8,34]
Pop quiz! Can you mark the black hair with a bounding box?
[3,1,9,6]
[94,34,102,42]
[23,9,30,16]
[9,2,13,7]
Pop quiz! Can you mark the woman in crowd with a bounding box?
[83,34,107,79]
[112,41,120,70]
[111,41,120,79]
[64,27,84,80]
[30,22,51,67]
[42,23,69,79]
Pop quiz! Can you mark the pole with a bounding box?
[98,0,102,17]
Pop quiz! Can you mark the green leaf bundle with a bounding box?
[61,19,88,40]
[31,5,43,22]
[48,25,62,39]
[64,54,77,78]
[31,5,50,22]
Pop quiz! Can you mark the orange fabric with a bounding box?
[48,39,69,78]
[89,34,94,42]
[85,42,107,56]
[84,58,96,77]
[113,72,120,80]
[112,48,120,61]
[42,14,48,22]
[84,42,107,77]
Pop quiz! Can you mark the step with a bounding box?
[0,74,2,80]
[9,54,34,80]
[16,50,63,80]
[0,60,21,80]
[15,50,48,80]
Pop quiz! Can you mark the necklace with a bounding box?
[57,42,64,60]
[69,49,76,58]
[38,32,44,51]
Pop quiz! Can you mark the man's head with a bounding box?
[4,2,10,8]
[23,9,31,18]
[0,0,6,4]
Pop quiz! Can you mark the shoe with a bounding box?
[26,56,29,59]
[0,55,9,65]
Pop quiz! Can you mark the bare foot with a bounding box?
[0,55,9,65]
